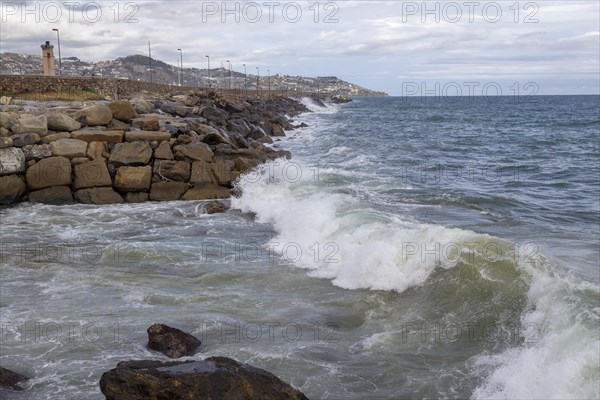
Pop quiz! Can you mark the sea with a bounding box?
[0,95,599,399]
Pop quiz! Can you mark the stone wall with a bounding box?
[0,75,196,100]
[0,94,307,207]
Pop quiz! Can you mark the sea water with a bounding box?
[1,95,598,399]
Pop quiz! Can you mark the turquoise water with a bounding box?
[1,96,598,399]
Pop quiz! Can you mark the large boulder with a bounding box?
[28,186,74,205]
[0,112,16,130]
[71,130,124,143]
[87,141,108,160]
[0,147,25,175]
[201,106,229,126]
[161,120,191,136]
[130,98,154,114]
[11,114,48,136]
[157,100,193,117]
[46,113,82,132]
[149,182,188,201]
[131,116,159,131]
[153,160,190,182]
[188,121,220,136]
[190,160,237,186]
[75,187,124,205]
[50,138,88,158]
[22,144,52,160]
[209,159,236,186]
[0,137,13,148]
[0,366,28,390]
[146,324,201,358]
[109,142,153,167]
[41,132,71,143]
[108,101,137,123]
[72,104,113,126]
[182,183,230,200]
[124,131,170,142]
[125,192,149,203]
[0,175,26,205]
[73,159,112,190]
[173,143,213,162]
[153,141,173,160]
[11,133,41,147]
[189,160,214,184]
[115,166,152,192]
[99,357,309,400]
[26,156,72,190]
[108,118,130,131]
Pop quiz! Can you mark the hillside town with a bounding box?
[0,52,388,97]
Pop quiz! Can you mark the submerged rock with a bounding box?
[99,357,309,400]
[202,200,228,214]
[0,366,28,390]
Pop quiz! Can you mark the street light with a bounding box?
[177,48,183,86]
[242,63,247,96]
[226,60,231,90]
[52,28,62,76]
[267,69,271,97]
[256,67,260,96]
[148,40,152,83]
[205,55,211,90]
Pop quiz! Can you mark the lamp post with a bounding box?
[226,60,231,91]
[177,48,183,86]
[52,28,62,76]
[256,67,260,96]
[242,64,247,96]
[148,40,152,83]
[220,62,224,95]
[205,55,211,90]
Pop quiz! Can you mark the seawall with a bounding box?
[0,91,309,207]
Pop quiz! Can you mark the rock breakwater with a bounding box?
[0,92,309,206]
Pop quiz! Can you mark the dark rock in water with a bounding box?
[99,357,309,400]
[0,366,28,390]
[310,97,327,108]
[202,200,228,214]
[330,95,352,104]
[147,324,201,358]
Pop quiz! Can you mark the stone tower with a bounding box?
[41,41,56,76]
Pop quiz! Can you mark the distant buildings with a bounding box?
[0,52,387,96]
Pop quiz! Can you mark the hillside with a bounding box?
[0,52,388,97]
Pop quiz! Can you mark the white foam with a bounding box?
[233,158,600,399]
[471,268,600,399]
[232,159,478,293]
[299,97,339,114]
[326,146,352,155]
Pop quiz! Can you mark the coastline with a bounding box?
[0,92,318,207]
[0,92,344,398]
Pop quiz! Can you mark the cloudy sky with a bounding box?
[1,0,599,95]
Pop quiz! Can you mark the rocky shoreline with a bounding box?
[0,92,340,398]
[0,92,311,207]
